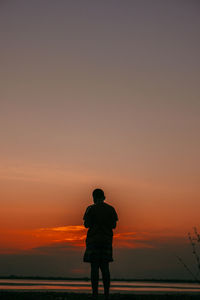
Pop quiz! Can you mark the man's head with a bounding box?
[92,188,105,203]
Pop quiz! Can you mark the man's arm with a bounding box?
[111,207,118,229]
[111,220,117,229]
[83,206,93,228]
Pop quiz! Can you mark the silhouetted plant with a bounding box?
[188,227,200,276]
[177,227,200,282]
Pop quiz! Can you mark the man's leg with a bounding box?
[91,262,99,298]
[100,262,110,299]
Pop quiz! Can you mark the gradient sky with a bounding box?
[0,0,200,279]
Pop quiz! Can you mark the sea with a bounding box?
[0,279,200,294]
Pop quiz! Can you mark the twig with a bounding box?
[194,227,200,243]
[176,255,199,282]
[188,231,200,272]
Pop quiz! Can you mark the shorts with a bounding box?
[83,243,113,263]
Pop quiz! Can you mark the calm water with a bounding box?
[0,279,200,294]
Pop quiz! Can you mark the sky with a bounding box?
[0,0,200,279]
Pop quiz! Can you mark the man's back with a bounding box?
[84,202,118,244]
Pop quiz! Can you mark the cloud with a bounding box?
[34,226,166,252]
[35,225,87,248]
[114,231,155,249]
[1,224,189,256]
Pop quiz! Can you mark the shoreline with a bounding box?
[1,289,200,294]
[0,291,200,299]
[0,276,199,283]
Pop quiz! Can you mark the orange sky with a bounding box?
[0,1,200,279]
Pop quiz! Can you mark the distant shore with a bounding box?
[0,275,199,283]
[0,291,200,299]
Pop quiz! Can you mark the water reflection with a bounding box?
[0,279,200,294]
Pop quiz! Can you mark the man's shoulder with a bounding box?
[103,202,115,211]
[87,204,95,209]
[104,202,118,219]
[84,204,95,214]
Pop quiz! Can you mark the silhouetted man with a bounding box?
[83,188,118,300]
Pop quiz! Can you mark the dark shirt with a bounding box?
[83,202,118,245]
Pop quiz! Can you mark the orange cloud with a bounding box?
[113,231,156,249]
[35,226,156,249]
[0,225,187,255]
[36,225,87,247]
[0,225,87,253]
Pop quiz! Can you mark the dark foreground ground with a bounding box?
[0,292,200,300]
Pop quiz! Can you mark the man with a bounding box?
[83,188,118,300]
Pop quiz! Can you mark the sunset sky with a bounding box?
[1,0,200,279]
